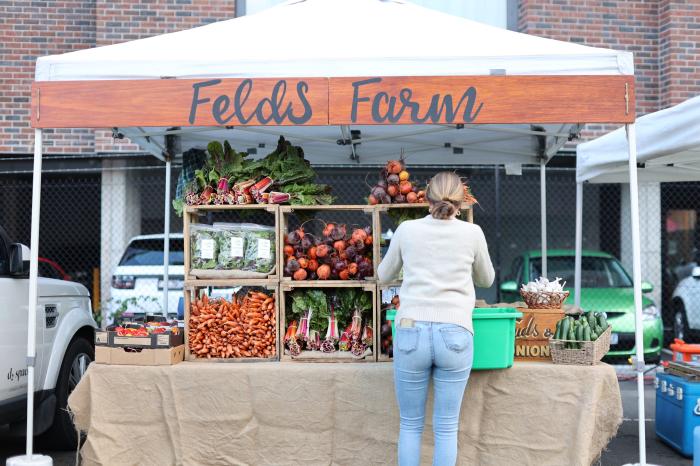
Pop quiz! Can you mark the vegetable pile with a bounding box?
[190,223,275,274]
[284,289,373,357]
[283,222,373,280]
[188,291,276,359]
[367,157,426,205]
[174,136,333,214]
[552,311,609,349]
[112,322,180,337]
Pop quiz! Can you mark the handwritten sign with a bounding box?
[514,307,564,361]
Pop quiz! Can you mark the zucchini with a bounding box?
[586,311,595,328]
[554,319,563,340]
[583,326,591,341]
[568,327,576,349]
[596,314,608,330]
[576,324,584,342]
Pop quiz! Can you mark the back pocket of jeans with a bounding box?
[396,327,420,354]
[439,327,469,353]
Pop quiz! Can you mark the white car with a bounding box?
[671,266,700,341]
[109,234,184,321]
[0,226,96,448]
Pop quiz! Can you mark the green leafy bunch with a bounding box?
[290,289,329,333]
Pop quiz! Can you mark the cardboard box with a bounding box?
[96,345,184,366]
[95,330,184,349]
[514,307,564,362]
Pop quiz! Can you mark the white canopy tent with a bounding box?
[573,95,700,466]
[22,0,643,463]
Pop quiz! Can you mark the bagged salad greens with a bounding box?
[190,224,219,269]
[242,224,276,274]
[214,223,247,270]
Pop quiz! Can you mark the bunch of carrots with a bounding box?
[188,291,276,359]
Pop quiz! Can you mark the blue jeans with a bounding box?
[393,321,473,466]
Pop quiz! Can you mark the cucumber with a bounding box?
[596,314,608,330]
[586,311,595,328]
[576,324,584,342]
[560,318,570,341]
[554,319,563,340]
[568,327,576,349]
[583,326,591,341]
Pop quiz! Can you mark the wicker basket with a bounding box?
[549,326,612,365]
[520,290,570,309]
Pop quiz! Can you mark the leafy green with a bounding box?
[243,227,276,273]
[290,290,329,332]
[190,227,218,269]
[216,228,246,270]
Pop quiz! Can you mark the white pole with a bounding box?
[574,182,583,308]
[540,159,547,278]
[162,158,171,318]
[26,129,43,455]
[626,123,647,466]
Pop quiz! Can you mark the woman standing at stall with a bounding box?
[378,171,495,466]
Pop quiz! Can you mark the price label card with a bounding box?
[230,237,244,257]
[257,238,271,260]
[200,238,215,260]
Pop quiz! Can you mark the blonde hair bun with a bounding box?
[427,172,463,220]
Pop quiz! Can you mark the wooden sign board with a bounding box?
[32,75,635,128]
[515,307,564,362]
[329,75,634,125]
[31,78,330,128]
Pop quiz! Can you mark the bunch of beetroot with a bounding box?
[283,223,373,280]
[368,158,426,205]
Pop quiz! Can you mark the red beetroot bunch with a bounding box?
[283,223,373,280]
[368,158,426,205]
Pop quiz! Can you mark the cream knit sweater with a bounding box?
[377,215,495,334]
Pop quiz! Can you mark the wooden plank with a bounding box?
[32,78,329,128]
[514,307,564,362]
[373,202,473,212]
[281,281,376,291]
[184,278,278,288]
[329,75,635,124]
[183,209,191,281]
[280,204,376,212]
[185,204,278,213]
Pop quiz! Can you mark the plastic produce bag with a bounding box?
[215,223,246,270]
[242,224,276,274]
[190,225,218,269]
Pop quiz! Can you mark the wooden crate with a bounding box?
[377,282,402,362]
[514,307,564,362]
[279,205,376,285]
[279,281,377,362]
[374,203,474,276]
[183,204,280,283]
[184,280,279,363]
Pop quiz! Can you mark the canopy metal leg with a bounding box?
[26,129,43,456]
[540,159,547,278]
[574,182,583,307]
[163,158,171,318]
[626,123,647,466]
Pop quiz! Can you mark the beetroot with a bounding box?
[301,234,314,250]
[287,259,301,273]
[387,174,400,185]
[371,186,387,199]
[287,230,302,246]
[345,245,357,260]
[377,179,387,189]
[394,194,406,203]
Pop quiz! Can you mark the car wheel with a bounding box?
[674,303,690,342]
[39,337,93,450]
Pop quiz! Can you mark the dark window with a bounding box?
[529,256,632,288]
[119,239,184,266]
[507,257,523,283]
[39,261,61,280]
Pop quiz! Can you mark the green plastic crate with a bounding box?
[472,307,522,370]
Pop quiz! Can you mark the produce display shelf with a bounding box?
[279,204,377,283]
[184,283,280,363]
[279,278,376,287]
[279,283,377,362]
[374,202,474,222]
[184,203,280,282]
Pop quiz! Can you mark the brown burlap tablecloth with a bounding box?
[69,361,621,465]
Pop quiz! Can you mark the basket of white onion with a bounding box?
[520,277,570,309]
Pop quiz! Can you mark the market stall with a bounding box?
[25,0,640,463]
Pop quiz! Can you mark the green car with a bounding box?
[500,250,663,363]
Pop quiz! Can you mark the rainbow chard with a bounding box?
[199,186,215,204]
[185,191,199,206]
[251,177,273,197]
[296,311,311,342]
[362,325,373,347]
[225,191,236,205]
[308,329,321,351]
[338,332,351,351]
[217,177,229,194]
[213,193,226,205]
[350,309,362,340]
[268,192,291,204]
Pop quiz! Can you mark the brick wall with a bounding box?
[0,0,235,155]
[519,0,700,139]
[659,0,700,108]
